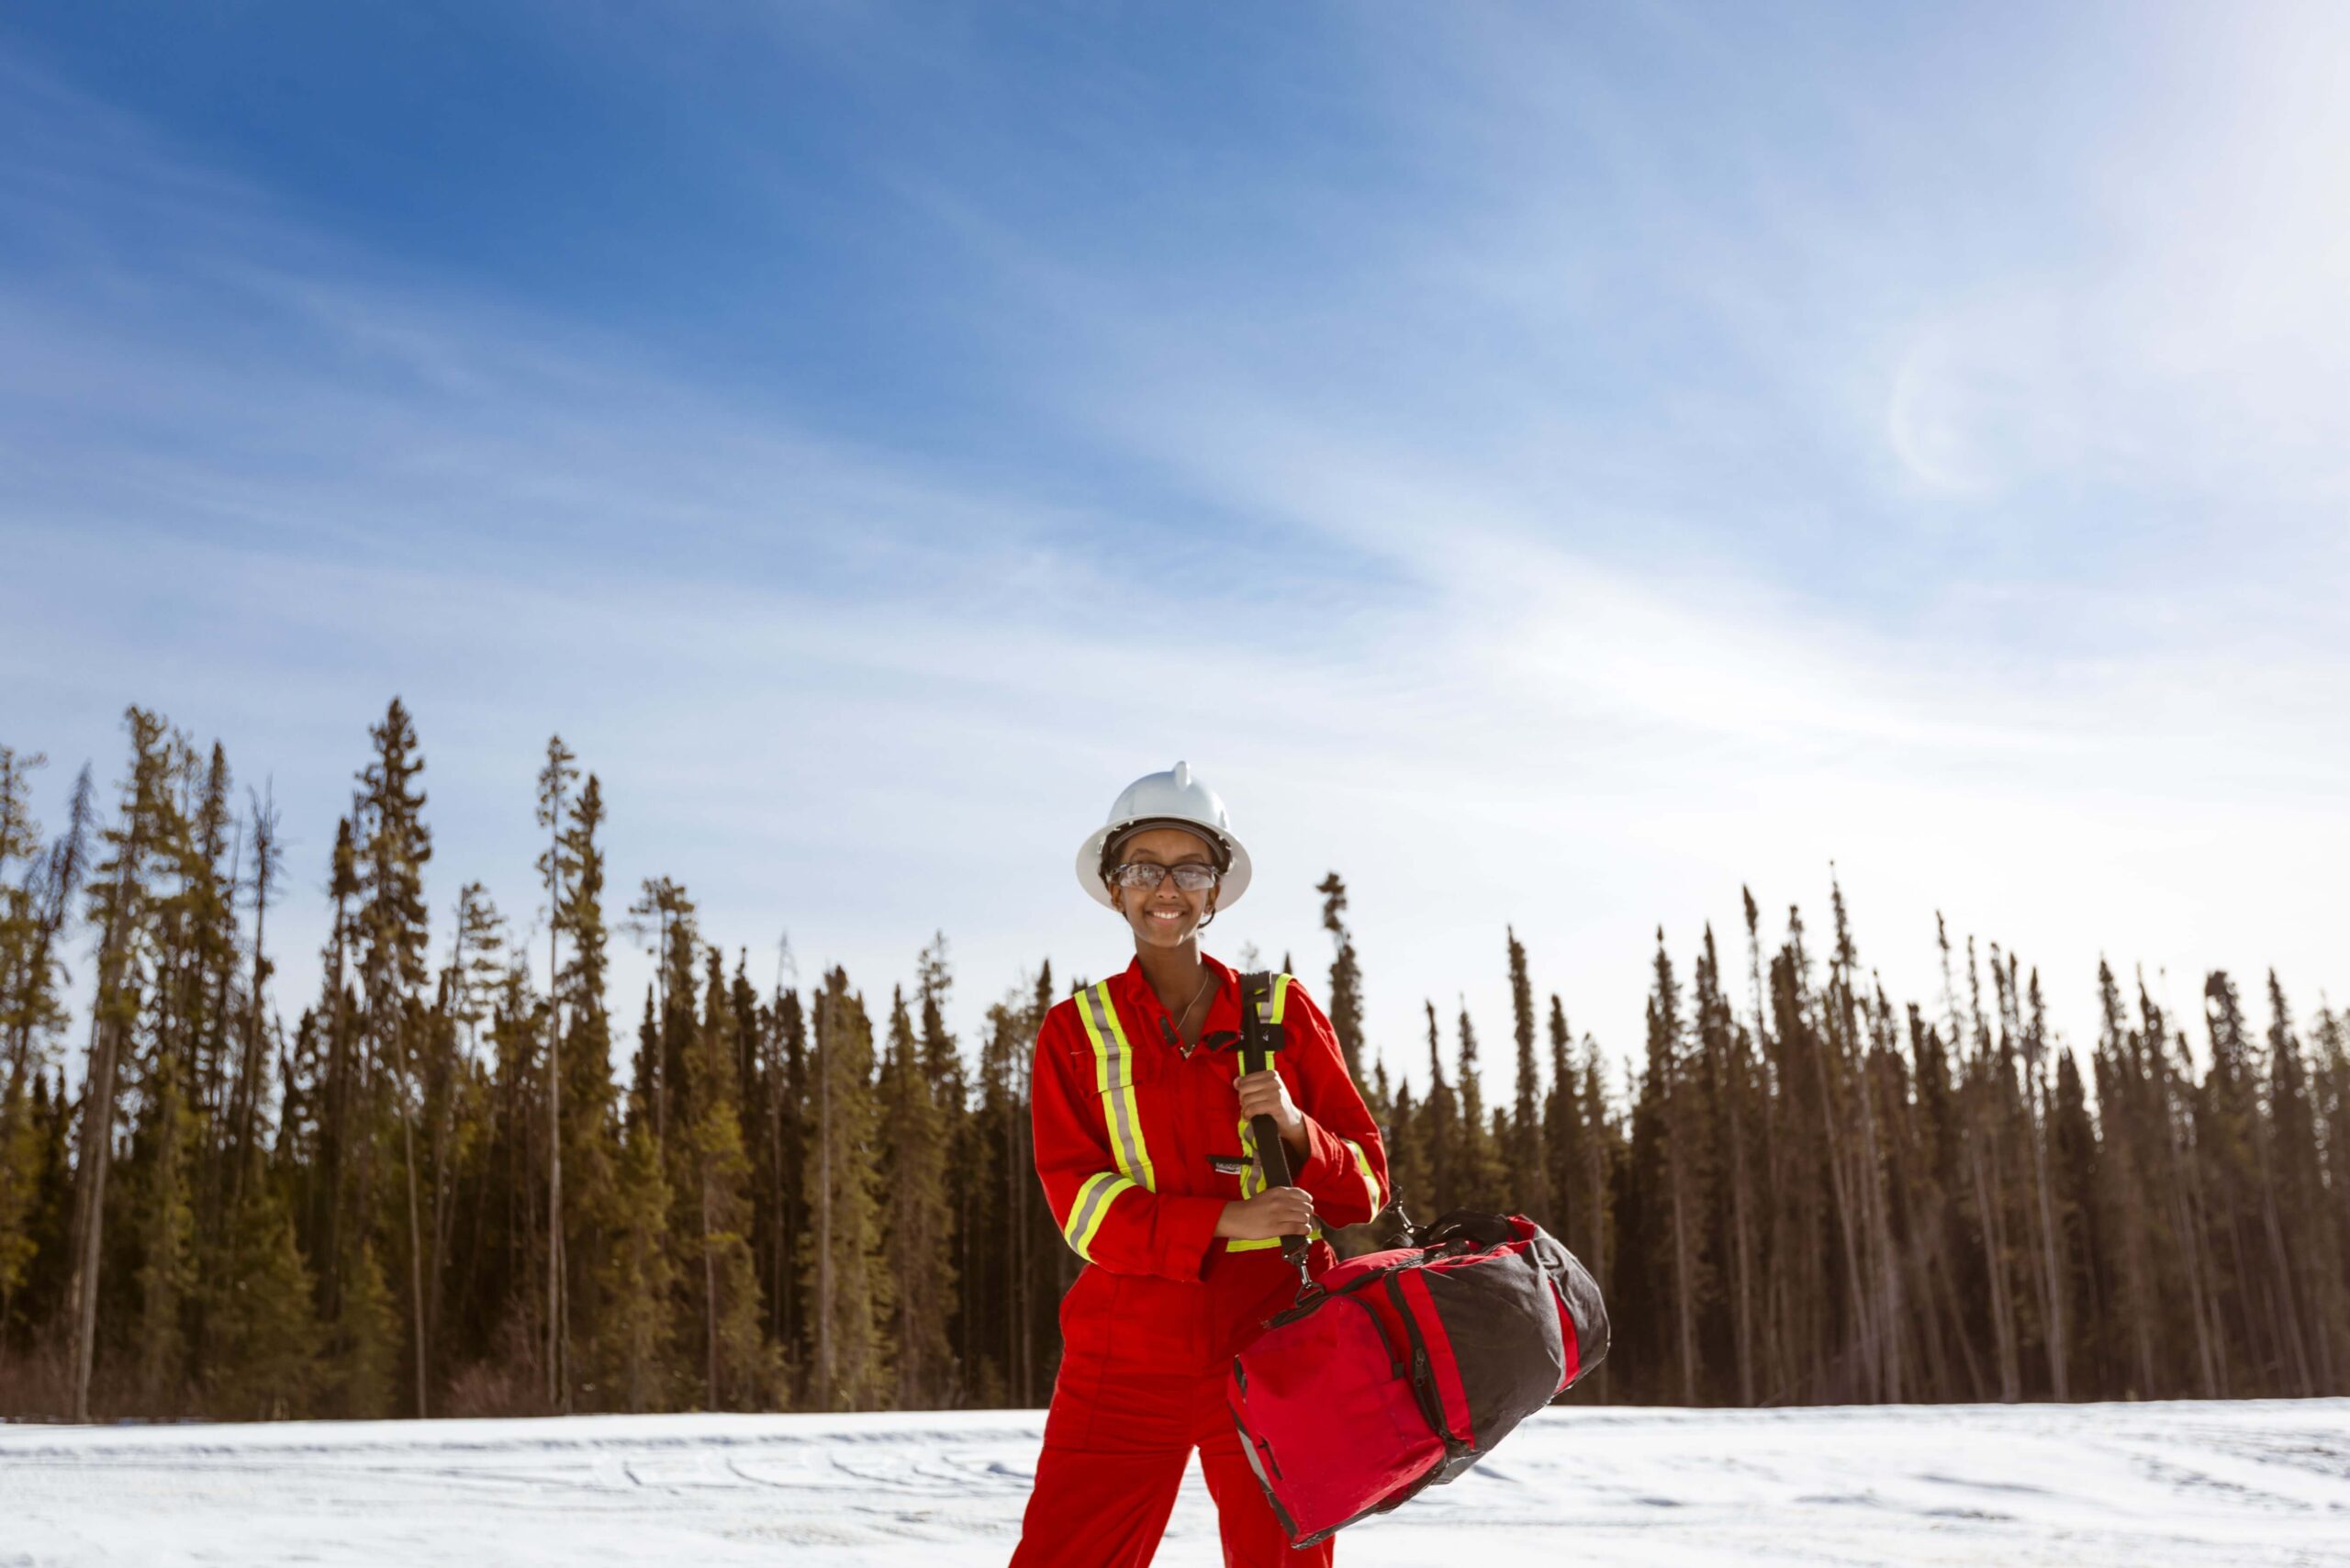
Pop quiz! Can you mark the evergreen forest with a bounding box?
[2,701,2345,1421]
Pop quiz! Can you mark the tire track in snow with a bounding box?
[5,1401,2350,1565]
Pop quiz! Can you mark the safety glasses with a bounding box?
[1108,862,1219,893]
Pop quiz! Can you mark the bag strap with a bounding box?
[1238,970,1309,1273]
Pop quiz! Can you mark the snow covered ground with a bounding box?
[5,1399,2348,1566]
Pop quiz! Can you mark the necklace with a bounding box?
[1170,969,1214,1052]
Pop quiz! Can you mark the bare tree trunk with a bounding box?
[546,958,565,1409]
[1584,1068,1609,1405]
[1668,1131,1695,1405]
[2022,1058,2068,1398]
[1012,1037,1034,1406]
[1814,1030,1873,1399]
[229,801,274,1217]
[1855,1043,1901,1402]
[67,790,151,1423]
[767,1033,789,1391]
[1727,1033,1756,1406]
[429,1079,455,1363]
[2250,1107,2313,1394]
[702,1171,720,1406]
[320,868,354,1322]
[2157,1038,2224,1396]
[2177,1160,2225,1396]
[814,994,834,1410]
[68,996,127,1422]
[2116,1138,2159,1396]
[1932,1239,1986,1401]
[1968,1102,2021,1402]
[396,1015,429,1418]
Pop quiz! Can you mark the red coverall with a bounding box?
[1011,954,1390,1568]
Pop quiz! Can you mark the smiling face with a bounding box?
[1107,824,1223,950]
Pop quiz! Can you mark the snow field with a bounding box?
[3,1398,2348,1566]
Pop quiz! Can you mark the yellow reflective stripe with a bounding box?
[1269,972,1292,1025]
[1074,983,1119,1093]
[1063,1170,1136,1261]
[1226,1114,1263,1250]
[1342,1136,1382,1212]
[1077,983,1156,1191]
[1229,1226,1323,1252]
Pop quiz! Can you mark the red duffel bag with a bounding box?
[1225,1208,1609,1547]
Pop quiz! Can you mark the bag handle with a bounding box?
[1238,969,1309,1272]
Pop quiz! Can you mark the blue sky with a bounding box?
[5,2,2346,1083]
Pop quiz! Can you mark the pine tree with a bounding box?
[1418,1002,1456,1215]
[3,757,92,1296]
[429,881,501,1390]
[12,1070,75,1379]
[354,698,433,1416]
[2019,966,2068,1397]
[19,700,2350,1419]
[1695,924,1757,1406]
[804,967,890,1411]
[225,783,282,1221]
[969,980,1032,1405]
[1452,1000,1505,1212]
[334,1238,399,1419]
[1316,874,1366,1082]
[476,951,547,1402]
[1506,929,1546,1224]
[595,1097,677,1413]
[0,1076,39,1360]
[0,750,77,1358]
[554,778,619,1411]
[1821,879,1896,1402]
[626,878,696,1146]
[1,751,91,1090]
[769,981,810,1397]
[881,983,954,1408]
[172,740,239,1210]
[131,1052,198,1410]
[310,814,362,1328]
[2049,1047,2104,1395]
[1387,1076,1426,1226]
[673,946,769,1409]
[205,1182,320,1420]
[915,938,967,1399]
[2312,1004,2350,1386]
[1539,996,1578,1240]
[2143,975,2225,1396]
[1642,928,1703,1404]
[68,707,178,1419]
[0,747,44,1071]
[533,735,577,1408]
[1948,925,2020,1402]
[2089,958,2158,1394]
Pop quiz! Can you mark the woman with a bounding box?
[1011,763,1390,1568]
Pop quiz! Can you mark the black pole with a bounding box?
[1240,973,1307,1264]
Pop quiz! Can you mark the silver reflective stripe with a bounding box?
[1063,1170,1134,1260]
[1077,982,1155,1190]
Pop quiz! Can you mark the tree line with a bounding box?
[1,703,2344,1420]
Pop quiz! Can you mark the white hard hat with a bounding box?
[1075,761,1253,910]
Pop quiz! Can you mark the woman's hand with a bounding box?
[1214,1186,1315,1240]
[1233,1068,1305,1147]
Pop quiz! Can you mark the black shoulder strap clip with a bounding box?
[1237,970,1286,1073]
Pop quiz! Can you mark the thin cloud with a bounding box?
[4,10,2346,1088]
